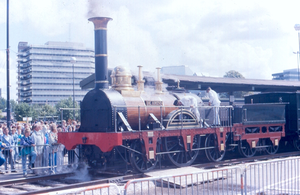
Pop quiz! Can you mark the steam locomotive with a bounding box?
[58,17,299,173]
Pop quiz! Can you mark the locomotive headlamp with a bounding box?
[82,137,87,144]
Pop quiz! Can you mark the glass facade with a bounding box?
[272,68,300,81]
[17,41,94,105]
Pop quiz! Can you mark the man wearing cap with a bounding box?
[206,87,221,126]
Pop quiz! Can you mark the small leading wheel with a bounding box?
[164,135,200,167]
[238,140,256,157]
[205,134,225,162]
[83,145,107,170]
[265,139,279,154]
[129,140,159,173]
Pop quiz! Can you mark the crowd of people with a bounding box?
[0,120,80,177]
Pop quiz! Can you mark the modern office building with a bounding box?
[17,41,95,105]
[272,68,300,81]
[161,65,194,76]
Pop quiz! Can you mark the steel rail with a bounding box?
[0,172,74,186]
[17,173,144,195]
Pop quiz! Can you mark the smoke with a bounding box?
[87,0,111,18]
[66,162,91,182]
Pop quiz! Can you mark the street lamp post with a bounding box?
[6,0,11,131]
[293,51,300,81]
[297,52,300,81]
[70,57,76,120]
[294,24,300,81]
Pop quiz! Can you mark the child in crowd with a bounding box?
[20,129,36,177]
[16,125,24,161]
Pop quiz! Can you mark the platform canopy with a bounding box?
[162,74,300,93]
[80,73,300,93]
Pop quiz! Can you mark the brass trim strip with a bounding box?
[95,54,108,57]
[95,27,107,30]
[95,80,109,83]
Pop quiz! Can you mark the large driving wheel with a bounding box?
[238,140,256,157]
[265,139,279,154]
[293,139,300,151]
[164,135,200,167]
[205,134,225,162]
[129,140,159,173]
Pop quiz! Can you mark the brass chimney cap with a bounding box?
[88,17,112,30]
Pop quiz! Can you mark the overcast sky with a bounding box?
[1,0,300,100]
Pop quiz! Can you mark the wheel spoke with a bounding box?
[239,140,256,157]
[205,134,225,162]
[168,143,179,151]
[130,140,158,173]
[265,139,279,154]
[165,136,200,167]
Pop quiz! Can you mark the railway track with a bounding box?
[0,151,299,195]
[0,169,143,195]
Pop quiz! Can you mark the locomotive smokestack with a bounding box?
[88,17,112,89]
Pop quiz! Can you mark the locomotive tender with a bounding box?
[58,17,296,172]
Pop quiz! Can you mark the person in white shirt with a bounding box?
[206,87,221,125]
[1,127,16,172]
[173,95,201,123]
[31,123,45,171]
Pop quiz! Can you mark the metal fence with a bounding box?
[243,157,300,195]
[123,166,243,195]
[2,144,300,194]
[0,144,78,175]
[121,157,300,195]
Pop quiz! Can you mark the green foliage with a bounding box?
[3,97,79,122]
[14,103,35,121]
[13,102,58,122]
[39,104,57,117]
[223,70,247,98]
[55,97,79,121]
[224,70,245,79]
[10,100,17,112]
[0,97,5,111]
[0,98,18,112]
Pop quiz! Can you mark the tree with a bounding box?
[0,97,5,111]
[55,97,79,121]
[10,100,17,112]
[224,70,245,79]
[39,104,56,116]
[14,103,34,121]
[0,98,17,112]
[223,70,247,98]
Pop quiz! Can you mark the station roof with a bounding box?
[80,73,300,93]
[162,74,300,93]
